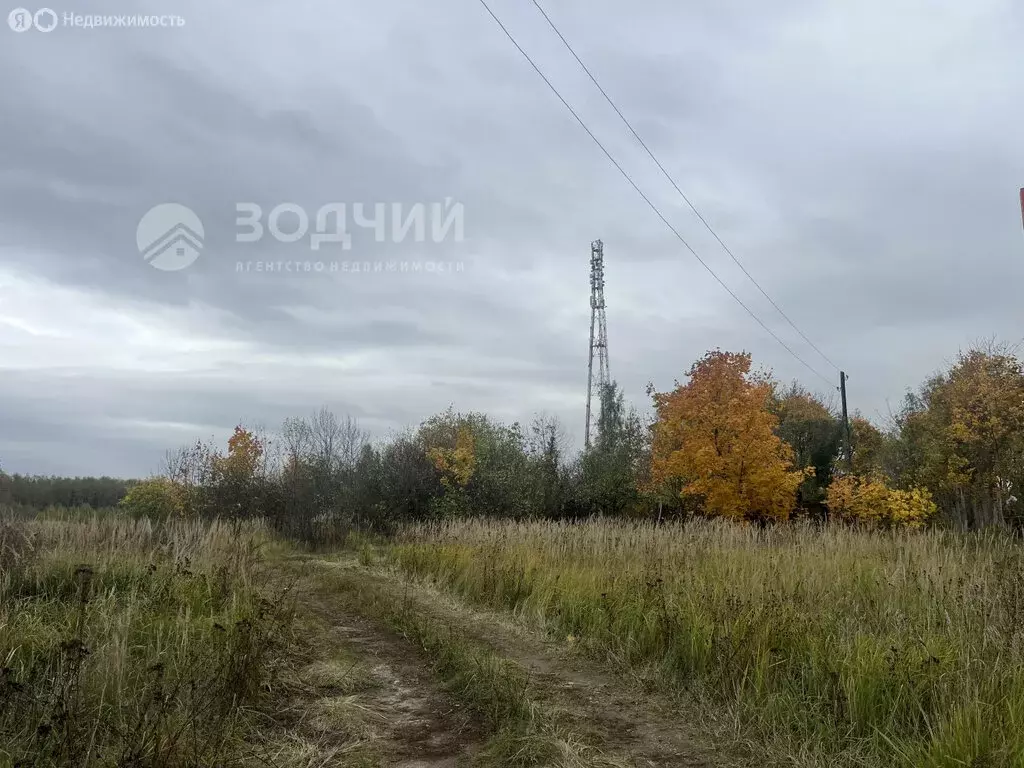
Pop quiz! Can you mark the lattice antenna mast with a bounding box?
[585,239,610,450]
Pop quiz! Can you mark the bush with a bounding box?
[827,475,936,529]
[118,477,185,520]
[885,486,939,529]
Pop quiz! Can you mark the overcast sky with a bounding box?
[2,0,1023,477]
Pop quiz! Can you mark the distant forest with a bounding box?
[0,473,131,512]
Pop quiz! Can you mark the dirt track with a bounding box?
[281,556,733,767]
[293,571,485,767]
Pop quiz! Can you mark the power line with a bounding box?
[530,0,841,375]
[474,0,834,387]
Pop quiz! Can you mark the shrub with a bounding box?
[119,476,185,520]
[827,475,936,529]
[885,486,939,529]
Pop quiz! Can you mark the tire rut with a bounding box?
[296,576,485,767]
[320,560,731,768]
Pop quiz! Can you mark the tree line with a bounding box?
[0,473,130,513]
[4,342,1023,535]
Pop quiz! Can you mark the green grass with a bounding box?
[0,512,299,767]
[386,518,1024,767]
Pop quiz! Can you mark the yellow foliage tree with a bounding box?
[902,348,1024,528]
[650,350,808,522]
[427,425,476,489]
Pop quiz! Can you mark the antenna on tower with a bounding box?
[585,239,610,450]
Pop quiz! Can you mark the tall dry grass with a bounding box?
[0,512,294,766]
[389,518,1024,767]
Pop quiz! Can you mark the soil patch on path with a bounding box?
[277,559,486,767]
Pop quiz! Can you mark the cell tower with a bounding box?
[585,239,610,450]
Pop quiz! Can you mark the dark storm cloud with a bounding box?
[1,0,1022,475]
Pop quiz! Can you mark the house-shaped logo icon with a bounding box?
[137,204,205,271]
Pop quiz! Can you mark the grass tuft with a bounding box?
[0,512,299,767]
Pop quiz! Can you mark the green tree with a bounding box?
[849,415,888,478]
[526,414,572,518]
[579,382,649,516]
[418,409,532,519]
[771,382,841,507]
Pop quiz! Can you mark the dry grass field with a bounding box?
[386,518,1024,767]
[4,512,1021,767]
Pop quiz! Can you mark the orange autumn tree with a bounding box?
[215,425,265,484]
[204,425,267,518]
[650,350,807,522]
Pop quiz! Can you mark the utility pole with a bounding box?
[840,371,853,472]
[584,239,610,450]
